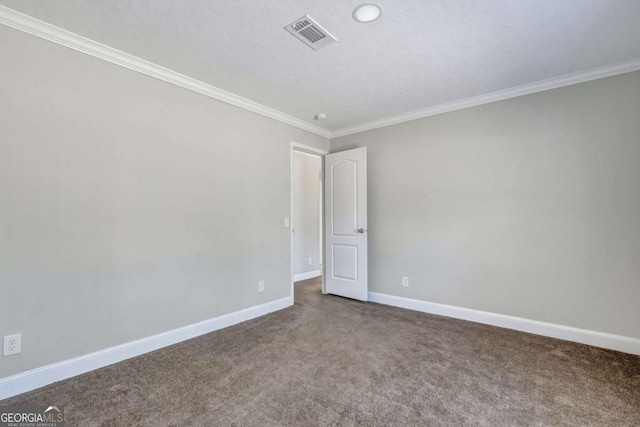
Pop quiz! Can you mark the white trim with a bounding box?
[3,5,639,141]
[290,142,327,300]
[294,270,322,282]
[289,147,325,269]
[0,6,330,139]
[0,296,293,400]
[332,58,640,138]
[293,150,323,159]
[290,148,325,272]
[368,292,640,355]
[318,163,323,267]
[291,142,329,156]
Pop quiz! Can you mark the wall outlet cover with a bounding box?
[3,334,21,356]
[402,276,409,287]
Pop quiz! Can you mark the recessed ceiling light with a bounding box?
[315,113,327,120]
[353,3,382,23]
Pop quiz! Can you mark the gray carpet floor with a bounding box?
[2,277,639,426]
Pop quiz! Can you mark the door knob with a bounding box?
[357,228,366,233]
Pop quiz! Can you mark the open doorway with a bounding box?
[290,142,327,299]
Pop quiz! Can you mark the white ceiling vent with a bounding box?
[285,15,337,51]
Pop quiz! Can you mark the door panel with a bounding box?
[325,147,367,301]
[331,160,358,237]
[332,245,358,281]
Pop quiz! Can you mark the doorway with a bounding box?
[290,142,327,299]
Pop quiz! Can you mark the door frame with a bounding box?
[290,142,328,299]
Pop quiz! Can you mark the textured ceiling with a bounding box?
[2,0,640,133]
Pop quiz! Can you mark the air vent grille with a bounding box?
[285,15,337,51]
[299,26,327,43]
[293,20,310,31]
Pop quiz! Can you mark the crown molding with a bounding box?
[3,5,639,142]
[0,6,331,139]
[331,57,640,139]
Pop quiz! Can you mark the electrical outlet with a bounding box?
[308,257,312,265]
[3,334,21,357]
[284,217,290,228]
[402,276,409,287]
[258,281,265,293]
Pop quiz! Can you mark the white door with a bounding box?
[324,147,368,301]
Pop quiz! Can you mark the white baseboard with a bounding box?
[368,292,640,355]
[0,296,293,400]
[294,270,321,282]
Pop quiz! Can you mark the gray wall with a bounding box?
[292,152,321,277]
[332,71,640,339]
[0,25,329,378]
